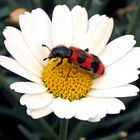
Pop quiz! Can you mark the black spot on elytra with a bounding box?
[91,62,99,73]
[77,57,86,64]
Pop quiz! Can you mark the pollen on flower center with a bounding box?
[42,58,94,101]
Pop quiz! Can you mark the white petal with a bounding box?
[80,14,104,50]
[31,8,53,48]
[100,35,136,67]
[27,103,53,119]
[89,84,138,97]
[0,55,42,83]
[3,27,43,76]
[52,98,75,119]
[105,98,125,114]
[98,97,125,114]
[19,11,51,66]
[88,14,100,26]
[93,18,114,55]
[73,98,101,121]
[71,5,88,49]
[20,92,53,109]
[93,67,140,89]
[74,98,106,120]
[73,97,125,121]
[52,5,73,47]
[106,47,140,70]
[88,117,101,122]
[10,82,46,94]
[82,15,113,54]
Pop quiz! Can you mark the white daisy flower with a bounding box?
[0,5,140,122]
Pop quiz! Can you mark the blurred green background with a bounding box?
[0,0,140,140]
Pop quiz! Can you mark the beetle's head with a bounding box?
[48,45,71,59]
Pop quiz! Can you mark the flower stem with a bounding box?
[58,119,69,140]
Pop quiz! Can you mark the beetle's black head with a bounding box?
[48,45,72,59]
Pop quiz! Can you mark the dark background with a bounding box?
[0,0,140,140]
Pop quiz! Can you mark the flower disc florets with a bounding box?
[42,58,93,101]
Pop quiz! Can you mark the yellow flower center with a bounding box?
[42,58,94,101]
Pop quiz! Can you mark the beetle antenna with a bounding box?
[42,44,51,52]
[43,57,48,61]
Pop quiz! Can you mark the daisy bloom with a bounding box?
[0,5,140,122]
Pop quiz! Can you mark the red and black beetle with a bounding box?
[43,45,104,76]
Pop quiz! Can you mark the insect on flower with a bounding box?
[42,44,105,76]
[1,5,139,121]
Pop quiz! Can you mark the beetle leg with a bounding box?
[52,58,63,70]
[68,59,72,64]
[53,58,58,62]
[56,58,63,67]
[65,63,72,80]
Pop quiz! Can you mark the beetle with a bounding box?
[42,45,104,76]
